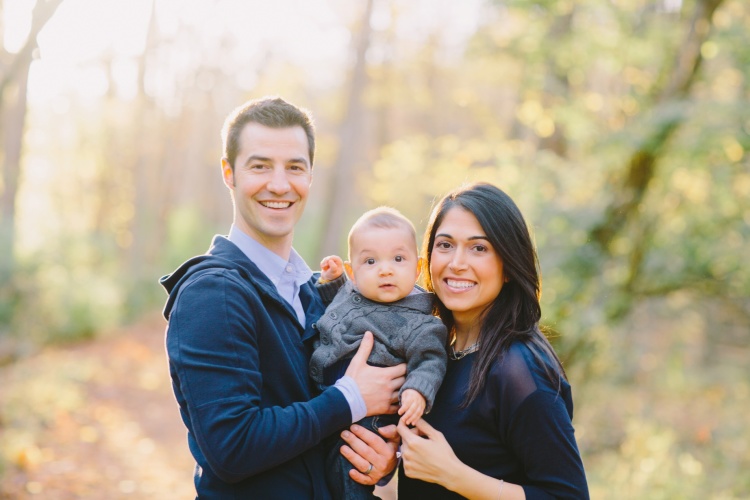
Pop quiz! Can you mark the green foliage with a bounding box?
[162,205,217,274]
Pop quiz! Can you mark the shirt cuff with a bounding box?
[334,375,367,422]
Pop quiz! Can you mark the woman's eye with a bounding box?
[435,241,451,250]
[474,245,488,253]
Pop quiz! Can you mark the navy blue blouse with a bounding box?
[398,341,589,499]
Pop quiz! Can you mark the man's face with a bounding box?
[346,227,421,303]
[222,122,312,257]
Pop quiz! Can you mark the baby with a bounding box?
[311,206,447,499]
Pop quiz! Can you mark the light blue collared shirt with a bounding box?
[229,225,312,325]
[227,225,366,422]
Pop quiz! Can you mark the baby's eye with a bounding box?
[395,255,404,262]
[365,258,375,265]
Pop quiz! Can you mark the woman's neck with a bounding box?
[452,321,480,352]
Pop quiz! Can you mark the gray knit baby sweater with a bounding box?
[310,280,448,411]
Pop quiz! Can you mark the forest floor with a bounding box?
[1,303,747,498]
[0,312,397,500]
[0,312,195,499]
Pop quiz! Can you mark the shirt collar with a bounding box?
[228,225,312,286]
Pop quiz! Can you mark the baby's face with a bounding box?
[347,227,421,303]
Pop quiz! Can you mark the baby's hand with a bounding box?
[398,389,426,426]
[320,255,344,282]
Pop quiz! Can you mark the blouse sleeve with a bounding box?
[492,345,589,499]
[508,390,589,499]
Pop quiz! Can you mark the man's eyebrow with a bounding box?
[243,155,310,166]
[244,155,271,165]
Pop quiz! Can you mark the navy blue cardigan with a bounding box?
[161,236,352,498]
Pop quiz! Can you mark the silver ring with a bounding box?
[364,463,374,475]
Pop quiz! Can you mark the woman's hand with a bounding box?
[397,417,460,485]
[399,418,521,500]
[340,423,401,486]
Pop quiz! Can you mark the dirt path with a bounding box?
[0,312,397,499]
[0,312,194,499]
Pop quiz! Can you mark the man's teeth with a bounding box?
[447,279,474,289]
[263,201,291,209]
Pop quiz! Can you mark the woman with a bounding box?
[396,183,589,499]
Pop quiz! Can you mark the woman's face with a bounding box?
[429,206,505,328]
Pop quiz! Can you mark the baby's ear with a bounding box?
[344,262,355,283]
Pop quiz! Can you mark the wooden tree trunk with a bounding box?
[0,0,63,270]
[0,64,29,273]
[315,0,375,258]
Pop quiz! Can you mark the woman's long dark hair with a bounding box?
[422,183,566,407]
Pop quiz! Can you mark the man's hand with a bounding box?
[320,255,344,282]
[340,423,401,486]
[344,331,406,416]
[398,389,426,426]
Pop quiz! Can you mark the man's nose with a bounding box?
[267,166,291,194]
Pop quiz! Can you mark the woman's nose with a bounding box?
[448,252,467,272]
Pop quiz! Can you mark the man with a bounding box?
[160,97,404,498]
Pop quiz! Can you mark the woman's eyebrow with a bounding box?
[435,233,488,241]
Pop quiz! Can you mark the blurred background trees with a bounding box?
[0,0,748,497]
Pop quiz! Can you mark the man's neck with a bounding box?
[233,224,293,261]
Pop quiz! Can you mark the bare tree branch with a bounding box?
[0,0,64,94]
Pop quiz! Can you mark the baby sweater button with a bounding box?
[329,312,338,320]
[352,295,361,303]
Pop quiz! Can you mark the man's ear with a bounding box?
[344,262,355,283]
[221,158,234,188]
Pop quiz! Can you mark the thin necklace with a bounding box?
[449,342,479,360]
